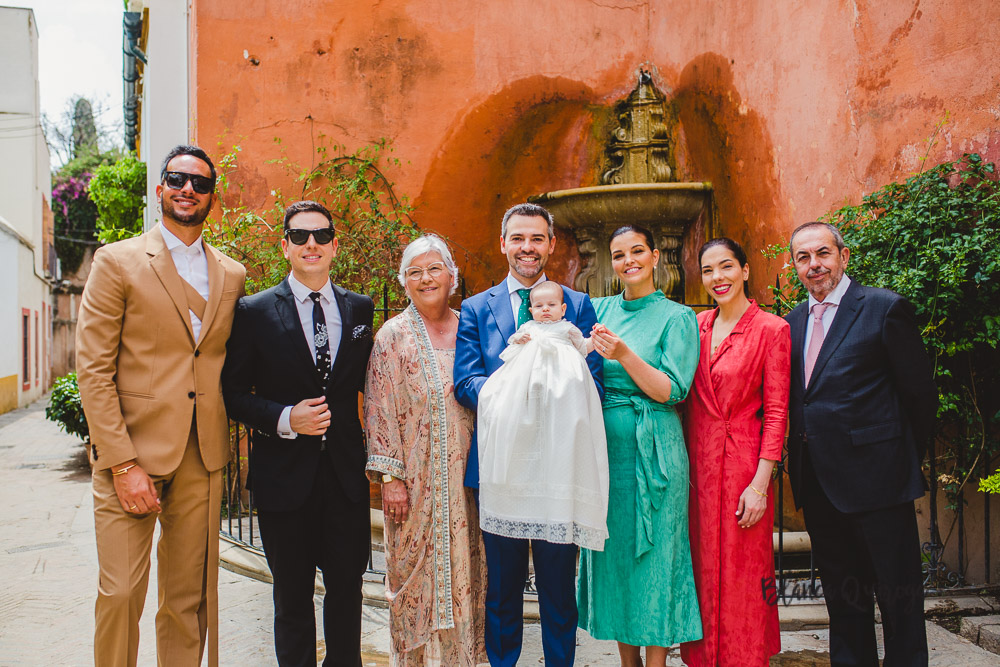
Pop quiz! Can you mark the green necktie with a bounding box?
[516,288,532,328]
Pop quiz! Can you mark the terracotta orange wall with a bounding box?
[191,0,1000,299]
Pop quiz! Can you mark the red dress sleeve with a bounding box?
[759,318,791,461]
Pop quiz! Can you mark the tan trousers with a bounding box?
[92,423,223,667]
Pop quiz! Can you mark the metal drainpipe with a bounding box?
[123,12,147,152]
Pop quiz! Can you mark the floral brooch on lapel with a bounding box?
[352,324,373,342]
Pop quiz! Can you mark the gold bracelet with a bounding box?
[112,463,136,476]
[749,484,767,498]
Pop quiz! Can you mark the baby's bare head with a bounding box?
[529,281,566,322]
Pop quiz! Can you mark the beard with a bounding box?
[162,195,211,227]
[512,254,545,279]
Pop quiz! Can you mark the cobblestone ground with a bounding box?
[0,397,995,665]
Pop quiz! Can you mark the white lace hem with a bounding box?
[479,511,608,551]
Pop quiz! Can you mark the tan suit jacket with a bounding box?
[77,224,246,474]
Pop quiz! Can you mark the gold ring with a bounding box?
[129,505,138,511]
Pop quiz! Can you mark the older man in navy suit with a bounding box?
[785,221,936,667]
[455,203,603,666]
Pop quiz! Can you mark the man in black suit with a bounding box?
[222,200,374,666]
[785,221,936,667]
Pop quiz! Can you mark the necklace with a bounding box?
[420,311,456,335]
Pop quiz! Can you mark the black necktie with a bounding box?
[309,292,331,388]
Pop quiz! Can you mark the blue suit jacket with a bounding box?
[454,282,604,488]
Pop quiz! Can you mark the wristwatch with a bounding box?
[382,474,395,484]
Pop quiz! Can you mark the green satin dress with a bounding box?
[577,290,703,646]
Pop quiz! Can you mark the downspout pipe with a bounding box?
[123,12,146,152]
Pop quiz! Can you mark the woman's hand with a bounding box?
[591,324,630,361]
[736,484,768,528]
[382,478,409,524]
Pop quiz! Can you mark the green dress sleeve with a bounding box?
[658,305,700,406]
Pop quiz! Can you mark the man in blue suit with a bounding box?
[455,202,603,666]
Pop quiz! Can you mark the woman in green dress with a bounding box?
[577,225,702,667]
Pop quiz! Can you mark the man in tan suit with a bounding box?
[77,145,246,667]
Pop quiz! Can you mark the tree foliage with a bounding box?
[206,137,420,321]
[51,173,98,274]
[89,153,147,244]
[48,96,125,273]
[765,153,1000,504]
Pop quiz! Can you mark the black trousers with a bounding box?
[800,451,928,667]
[257,455,371,667]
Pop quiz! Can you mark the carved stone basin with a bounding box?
[530,182,712,299]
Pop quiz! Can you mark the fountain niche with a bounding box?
[529,71,711,301]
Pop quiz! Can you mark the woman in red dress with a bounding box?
[680,238,790,666]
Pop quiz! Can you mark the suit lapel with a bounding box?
[486,283,516,343]
[807,280,864,393]
[196,243,226,346]
[147,225,196,345]
[329,283,353,382]
[273,279,318,378]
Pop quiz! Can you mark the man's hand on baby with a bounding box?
[511,332,531,344]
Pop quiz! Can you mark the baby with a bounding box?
[476,281,609,551]
[509,281,595,354]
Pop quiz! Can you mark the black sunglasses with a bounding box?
[163,171,215,195]
[285,227,336,245]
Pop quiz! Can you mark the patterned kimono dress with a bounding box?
[365,305,487,666]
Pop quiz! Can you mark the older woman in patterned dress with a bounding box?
[364,235,487,666]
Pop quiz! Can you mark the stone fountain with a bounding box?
[529,71,711,301]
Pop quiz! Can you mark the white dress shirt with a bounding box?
[505,273,547,324]
[160,223,210,341]
[804,273,852,361]
[277,273,343,439]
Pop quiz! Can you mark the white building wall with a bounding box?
[0,7,53,412]
[138,0,190,230]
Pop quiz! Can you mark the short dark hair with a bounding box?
[609,224,656,252]
[789,221,845,254]
[282,200,334,232]
[160,145,217,184]
[699,237,751,298]
[501,203,555,239]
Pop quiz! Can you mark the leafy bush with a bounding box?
[45,373,89,444]
[206,137,420,319]
[52,173,99,273]
[89,153,147,244]
[766,153,1000,503]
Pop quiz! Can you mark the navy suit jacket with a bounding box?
[221,278,374,511]
[454,282,604,489]
[785,279,935,514]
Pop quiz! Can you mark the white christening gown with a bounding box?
[477,319,609,550]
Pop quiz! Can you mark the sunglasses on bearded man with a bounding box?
[162,171,215,195]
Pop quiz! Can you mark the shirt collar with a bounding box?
[506,273,546,295]
[288,272,335,304]
[808,273,852,309]
[160,223,204,256]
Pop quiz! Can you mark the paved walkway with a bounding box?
[0,397,996,665]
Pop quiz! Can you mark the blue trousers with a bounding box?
[481,532,578,666]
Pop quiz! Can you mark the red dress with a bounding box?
[680,301,790,666]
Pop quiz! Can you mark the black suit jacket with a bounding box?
[785,279,935,514]
[222,278,374,511]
